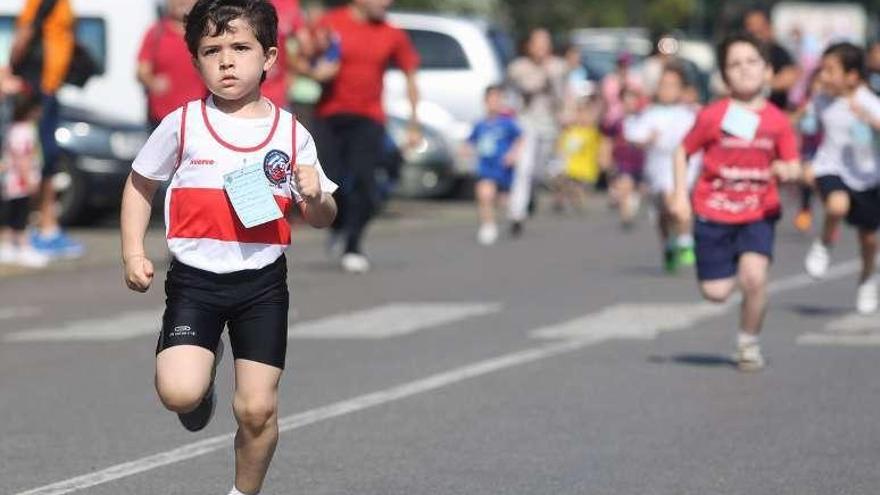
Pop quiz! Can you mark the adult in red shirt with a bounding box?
[263,0,304,108]
[137,0,206,127]
[306,0,420,273]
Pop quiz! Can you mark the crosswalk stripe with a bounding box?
[288,303,502,339]
[4,303,502,343]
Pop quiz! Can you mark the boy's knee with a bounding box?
[826,193,850,217]
[156,380,206,413]
[700,288,729,304]
[234,395,277,432]
[699,283,732,303]
[739,272,766,295]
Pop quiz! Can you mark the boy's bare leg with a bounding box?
[475,180,497,226]
[822,191,849,245]
[155,346,215,413]
[233,359,282,494]
[737,253,770,335]
[858,229,878,283]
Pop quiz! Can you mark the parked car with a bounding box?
[383,12,514,197]
[0,0,157,224]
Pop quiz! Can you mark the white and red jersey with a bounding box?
[132,96,337,273]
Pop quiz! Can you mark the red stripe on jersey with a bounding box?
[168,187,292,244]
[174,103,188,171]
[201,98,280,152]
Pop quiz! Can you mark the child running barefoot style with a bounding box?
[120,1,337,494]
[467,84,523,245]
[671,33,801,372]
[803,43,880,314]
[624,64,697,273]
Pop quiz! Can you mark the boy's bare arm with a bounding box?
[120,171,160,292]
[670,146,692,221]
[293,164,337,228]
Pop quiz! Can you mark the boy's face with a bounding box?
[193,18,278,102]
[723,42,769,99]
[485,90,503,114]
[819,54,858,96]
[354,0,393,21]
[656,71,684,105]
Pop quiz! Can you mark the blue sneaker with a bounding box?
[31,231,85,259]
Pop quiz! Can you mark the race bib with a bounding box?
[223,162,283,228]
[851,120,874,146]
[721,104,760,141]
[477,133,499,157]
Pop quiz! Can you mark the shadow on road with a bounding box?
[785,304,851,317]
[648,353,736,368]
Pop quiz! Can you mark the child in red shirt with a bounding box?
[671,33,801,371]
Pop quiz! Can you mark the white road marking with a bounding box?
[531,302,726,340]
[4,309,163,342]
[4,303,501,343]
[288,303,502,339]
[0,306,41,320]
[12,260,865,495]
[797,313,880,346]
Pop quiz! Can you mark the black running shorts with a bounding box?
[156,256,289,369]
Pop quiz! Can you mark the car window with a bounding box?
[403,29,469,70]
[0,16,106,75]
[486,27,514,72]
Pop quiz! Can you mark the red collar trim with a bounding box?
[201,97,280,152]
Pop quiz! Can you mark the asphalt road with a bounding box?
[2,197,879,495]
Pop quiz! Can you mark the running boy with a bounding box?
[624,64,697,272]
[120,2,337,494]
[671,33,801,371]
[803,42,880,314]
[467,84,522,245]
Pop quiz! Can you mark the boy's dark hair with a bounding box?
[716,32,768,73]
[11,91,42,122]
[484,84,504,99]
[185,0,278,58]
[823,42,865,80]
[661,62,688,86]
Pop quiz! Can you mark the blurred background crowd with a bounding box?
[0,0,876,270]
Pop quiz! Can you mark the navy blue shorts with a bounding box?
[694,218,777,281]
[816,175,880,231]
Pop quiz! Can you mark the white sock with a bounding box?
[676,234,694,248]
[228,487,251,495]
[737,332,759,347]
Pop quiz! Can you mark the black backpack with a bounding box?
[12,0,98,89]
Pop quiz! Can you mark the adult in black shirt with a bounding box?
[744,8,800,110]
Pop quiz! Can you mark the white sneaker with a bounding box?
[477,223,498,246]
[15,246,49,268]
[341,253,370,274]
[856,277,878,315]
[735,342,765,372]
[805,240,830,279]
[0,243,15,264]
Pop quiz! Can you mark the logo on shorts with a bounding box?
[170,325,196,338]
[263,149,290,186]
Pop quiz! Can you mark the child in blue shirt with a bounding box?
[467,85,523,245]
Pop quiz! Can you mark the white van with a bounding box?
[0,0,159,223]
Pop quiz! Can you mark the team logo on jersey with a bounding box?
[263,149,290,186]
